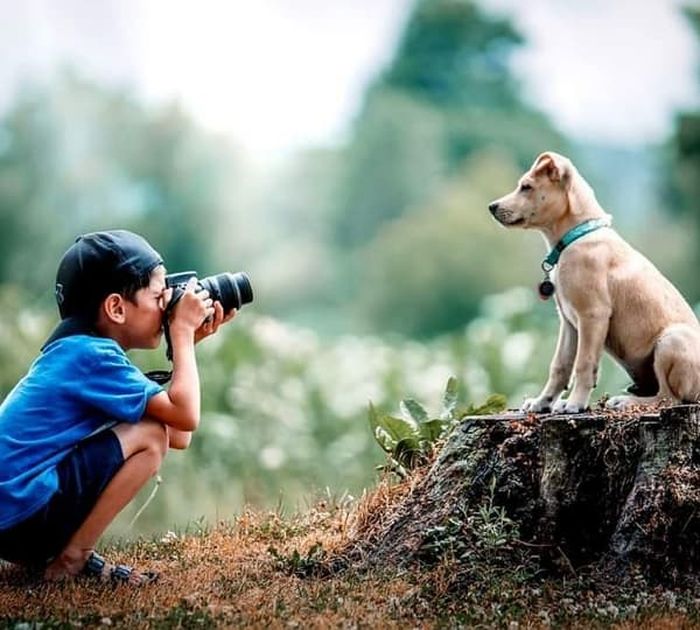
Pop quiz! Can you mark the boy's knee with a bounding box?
[136,421,168,477]
[114,419,168,464]
[141,419,169,458]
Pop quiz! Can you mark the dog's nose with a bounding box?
[488,202,499,215]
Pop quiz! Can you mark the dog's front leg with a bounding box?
[557,311,610,413]
[522,317,577,413]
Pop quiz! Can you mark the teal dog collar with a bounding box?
[539,217,611,300]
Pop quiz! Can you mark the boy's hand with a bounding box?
[195,303,237,344]
[170,277,215,336]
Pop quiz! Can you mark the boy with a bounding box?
[0,230,235,584]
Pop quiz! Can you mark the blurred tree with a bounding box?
[385,0,522,109]
[0,70,242,304]
[0,286,52,397]
[359,149,543,337]
[333,0,565,250]
[329,0,566,336]
[333,90,446,249]
[667,5,700,299]
[247,148,344,330]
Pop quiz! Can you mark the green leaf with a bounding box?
[418,418,447,442]
[440,376,459,420]
[370,402,423,455]
[369,402,392,452]
[400,398,428,425]
[372,388,506,470]
[473,393,507,415]
[460,393,507,417]
[381,414,420,442]
[393,436,423,468]
[373,426,396,453]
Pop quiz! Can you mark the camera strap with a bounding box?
[143,287,186,385]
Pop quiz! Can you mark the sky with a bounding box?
[0,0,698,159]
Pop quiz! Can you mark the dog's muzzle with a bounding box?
[488,202,525,227]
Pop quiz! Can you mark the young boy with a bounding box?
[0,230,235,584]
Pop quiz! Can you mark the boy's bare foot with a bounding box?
[44,549,158,585]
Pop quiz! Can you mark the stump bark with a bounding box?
[349,405,700,580]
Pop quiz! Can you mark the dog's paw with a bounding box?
[551,398,568,414]
[552,398,587,414]
[520,396,553,414]
[605,395,635,410]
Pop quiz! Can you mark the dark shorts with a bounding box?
[0,429,124,567]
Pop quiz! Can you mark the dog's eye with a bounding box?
[519,183,532,192]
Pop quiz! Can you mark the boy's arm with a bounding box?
[146,279,212,432]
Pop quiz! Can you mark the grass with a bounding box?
[2,478,700,628]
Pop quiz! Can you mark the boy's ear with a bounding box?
[102,293,127,324]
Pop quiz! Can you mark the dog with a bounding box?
[488,151,700,414]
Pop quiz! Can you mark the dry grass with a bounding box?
[2,475,700,629]
[0,488,435,629]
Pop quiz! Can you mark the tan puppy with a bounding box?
[488,151,700,413]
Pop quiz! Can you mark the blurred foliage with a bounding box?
[327,0,567,336]
[0,285,629,534]
[666,6,700,299]
[245,148,343,330]
[0,70,243,304]
[333,89,447,249]
[385,0,524,109]
[0,286,52,395]
[358,150,543,336]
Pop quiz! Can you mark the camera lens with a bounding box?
[199,272,253,314]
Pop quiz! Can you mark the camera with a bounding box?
[165,270,253,314]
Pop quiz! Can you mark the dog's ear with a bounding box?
[532,152,571,186]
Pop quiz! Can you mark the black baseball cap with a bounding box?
[42,230,163,349]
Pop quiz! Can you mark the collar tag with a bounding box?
[538,260,555,300]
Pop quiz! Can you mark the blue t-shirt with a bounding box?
[0,335,162,530]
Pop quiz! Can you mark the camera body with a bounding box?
[165,270,253,314]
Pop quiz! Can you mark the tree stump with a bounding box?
[346,405,700,580]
